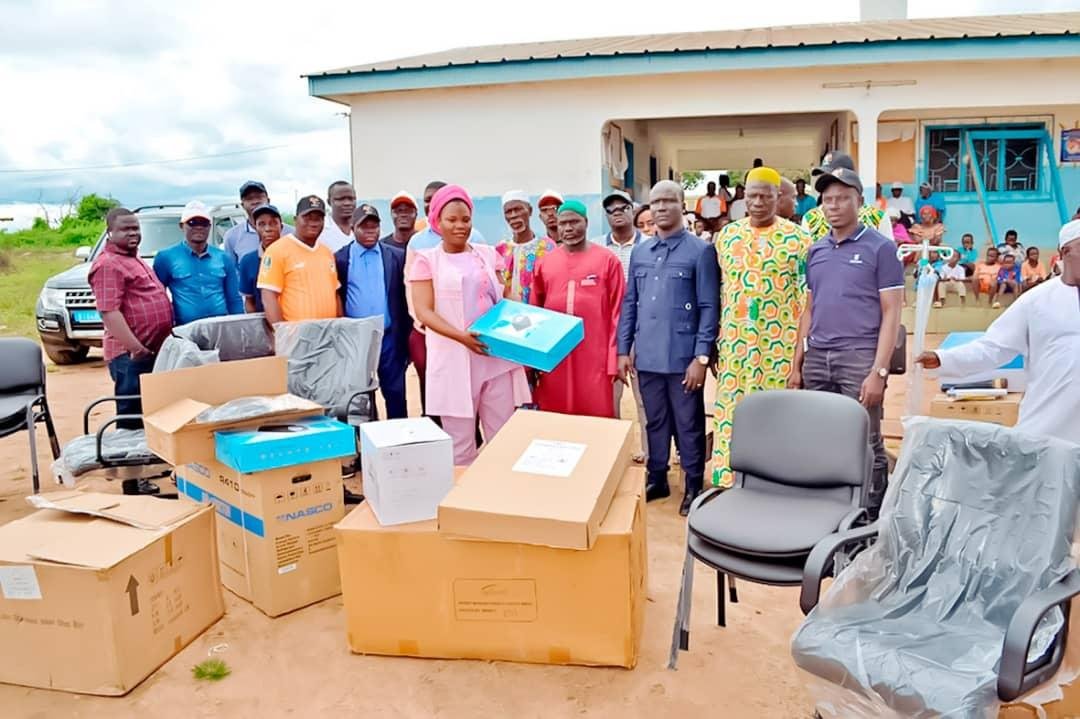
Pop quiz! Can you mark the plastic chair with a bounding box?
[668,390,872,669]
[0,338,60,493]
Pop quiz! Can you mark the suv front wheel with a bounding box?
[43,343,90,365]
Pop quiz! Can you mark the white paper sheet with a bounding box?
[512,440,587,478]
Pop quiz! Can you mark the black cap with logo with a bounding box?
[295,195,326,217]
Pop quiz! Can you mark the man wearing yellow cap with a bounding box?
[710,166,812,489]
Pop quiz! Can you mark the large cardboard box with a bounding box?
[359,418,454,526]
[929,393,1021,427]
[176,458,344,617]
[468,299,584,372]
[439,410,632,549]
[0,492,224,695]
[141,356,323,466]
[337,468,647,667]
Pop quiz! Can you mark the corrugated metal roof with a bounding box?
[309,12,1080,77]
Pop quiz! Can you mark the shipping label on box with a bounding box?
[0,492,224,696]
[468,299,584,372]
[176,458,343,617]
[359,418,454,526]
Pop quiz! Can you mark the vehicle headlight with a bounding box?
[39,287,67,313]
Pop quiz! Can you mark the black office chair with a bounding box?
[0,338,61,493]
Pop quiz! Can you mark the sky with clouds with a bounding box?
[1,0,1075,228]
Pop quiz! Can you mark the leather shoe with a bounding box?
[679,487,702,517]
[343,487,365,505]
[645,481,671,502]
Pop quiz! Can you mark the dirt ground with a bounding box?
[0,343,940,718]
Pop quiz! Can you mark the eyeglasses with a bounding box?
[185,218,211,228]
[605,205,631,215]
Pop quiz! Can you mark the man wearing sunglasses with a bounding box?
[153,200,243,325]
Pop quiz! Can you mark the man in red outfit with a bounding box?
[530,200,625,417]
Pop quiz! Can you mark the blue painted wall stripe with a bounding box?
[176,476,266,538]
[309,35,1080,97]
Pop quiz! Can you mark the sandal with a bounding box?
[632,453,646,465]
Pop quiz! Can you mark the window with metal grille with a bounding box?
[924,124,1043,195]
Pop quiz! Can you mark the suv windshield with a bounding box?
[89,213,237,260]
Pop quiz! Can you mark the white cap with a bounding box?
[390,190,417,209]
[180,200,211,223]
[1059,219,1080,249]
[537,188,564,207]
[501,190,530,208]
[891,181,904,190]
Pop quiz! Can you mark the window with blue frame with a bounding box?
[925,124,1044,195]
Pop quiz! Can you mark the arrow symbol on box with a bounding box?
[125,575,140,616]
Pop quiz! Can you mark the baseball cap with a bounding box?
[920,181,933,191]
[251,204,281,221]
[602,190,633,208]
[1059,219,1080,249]
[891,181,905,190]
[390,191,418,209]
[180,200,211,223]
[295,195,326,217]
[350,203,380,225]
[814,167,864,195]
[811,151,855,176]
[537,189,564,207]
[239,180,267,198]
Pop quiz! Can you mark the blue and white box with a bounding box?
[214,416,356,473]
[937,331,1027,392]
[468,299,584,372]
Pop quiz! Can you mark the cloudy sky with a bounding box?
[1,0,1074,228]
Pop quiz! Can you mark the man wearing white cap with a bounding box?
[381,191,419,251]
[153,201,243,325]
[885,181,915,219]
[917,219,1080,445]
[537,189,564,245]
[495,190,556,304]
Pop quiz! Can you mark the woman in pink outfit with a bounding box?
[408,185,530,464]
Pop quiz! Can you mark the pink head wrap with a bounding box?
[428,184,474,237]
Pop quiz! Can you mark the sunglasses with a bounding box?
[605,205,631,215]
[185,218,211,228]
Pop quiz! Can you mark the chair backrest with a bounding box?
[274,317,384,417]
[730,390,871,491]
[172,314,275,361]
[0,337,46,393]
[876,419,1080,628]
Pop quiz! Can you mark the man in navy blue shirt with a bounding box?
[239,204,283,313]
[617,180,719,516]
[335,204,410,419]
[153,201,243,326]
[790,168,905,519]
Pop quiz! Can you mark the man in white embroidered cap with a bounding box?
[917,219,1080,445]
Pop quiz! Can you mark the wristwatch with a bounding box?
[697,355,710,366]
[874,366,889,379]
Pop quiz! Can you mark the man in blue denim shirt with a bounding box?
[153,201,243,325]
[617,180,719,516]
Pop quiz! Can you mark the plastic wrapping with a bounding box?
[153,314,274,372]
[51,429,158,485]
[792,417,1080,719]
[194,394,317,425]
[273,318,383,418]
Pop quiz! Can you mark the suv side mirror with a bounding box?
[74,246,91,261]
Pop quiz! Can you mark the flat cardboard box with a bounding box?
[141,356,323,466]
[337,468,646,667]
[439,410,632,549]
[0,491,224,695]
[176,458,343,617]
[468,299,584,372]
[215,416,356,474]
[929,392,1021,427]
[359,418,454,526]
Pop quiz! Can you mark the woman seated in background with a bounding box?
[910,205,946,247]
[1021,246,1047,291]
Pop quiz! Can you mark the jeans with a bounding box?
[107,353,157,430]
[801,347,888,517]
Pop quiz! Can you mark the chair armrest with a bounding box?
[688,487,723,517]
[838,507,868,532]
[95,416,144,464]
[998,568,1080,702]
[84,395,140,434]
[799,523,880,615]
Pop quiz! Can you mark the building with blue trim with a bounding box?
[308,11,1079,251]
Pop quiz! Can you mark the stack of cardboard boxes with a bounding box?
[338,410,648,668]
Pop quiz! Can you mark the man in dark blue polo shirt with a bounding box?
[153,201,243,326]
[790,168,904,519]
[617,180,719,516]
[238,204,283,313]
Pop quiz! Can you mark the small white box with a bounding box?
[359,418,454,526]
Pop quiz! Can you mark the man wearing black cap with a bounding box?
[801,153,891,242]
[789,167,905,520]
[239,204,283,313]
[224,180,293,264]
[335,204,410,419]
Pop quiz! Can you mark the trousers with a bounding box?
[107,353,157,430]
[440,371,516,466]
[637,371,705,492]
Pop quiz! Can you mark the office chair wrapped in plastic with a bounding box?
[154,313,274,372]
[792,417,1080,718]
